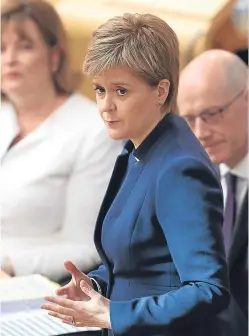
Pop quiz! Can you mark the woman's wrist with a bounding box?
[90,277,102,294]
[102,299,111,329]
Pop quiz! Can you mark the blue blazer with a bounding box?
[89,113,229,336]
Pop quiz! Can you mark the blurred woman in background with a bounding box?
[0,0,121,282]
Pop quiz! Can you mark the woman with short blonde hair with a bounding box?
[84,13,179,112]
[43,13,229,336]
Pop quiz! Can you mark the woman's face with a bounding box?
[1,18,57,97]
[93,66,168,147]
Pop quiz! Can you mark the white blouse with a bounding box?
[0,93,122,281]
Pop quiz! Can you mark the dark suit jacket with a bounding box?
[89,113,230,336]
[219,186,248,336]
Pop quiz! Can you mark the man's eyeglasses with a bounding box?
[183,89,244,128]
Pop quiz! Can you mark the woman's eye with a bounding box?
[116,88,127,96]
[20,42,32,50]
[94,87,105,95]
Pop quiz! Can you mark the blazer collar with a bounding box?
[220,153,248,181]
[123,112,173,162]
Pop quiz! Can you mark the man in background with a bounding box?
[177,49,248,336]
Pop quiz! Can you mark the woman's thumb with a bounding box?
[80,280,94,297]
[64,260,83,279]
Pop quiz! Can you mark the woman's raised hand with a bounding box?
[56,260,93,301]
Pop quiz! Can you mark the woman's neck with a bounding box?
[12,89,60,118]
[10,89,68,136]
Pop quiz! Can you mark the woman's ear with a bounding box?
[242,87,248,102]
[50,46,61,73]
[157,79,170,105]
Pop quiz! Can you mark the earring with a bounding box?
[157,101,163,106]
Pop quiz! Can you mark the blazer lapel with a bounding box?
[95,153,129,229]
[94,152,129,261]
[228,191,248,268]
[106,159,145,219]
[94,152,145,260]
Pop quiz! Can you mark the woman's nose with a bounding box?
[3,47,17,64]
[100,96,116,113]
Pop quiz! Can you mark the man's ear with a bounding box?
[157,79,170,105]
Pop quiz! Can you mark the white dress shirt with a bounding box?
[220,153,248,216]
[0,93,122,281]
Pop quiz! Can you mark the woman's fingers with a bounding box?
[48,311,72,323]
[62,320,88,327]
[64,260,89,283]
[44,296,76,309]
[56,284,70,296]
[64,261,82,277]
[41,302,76,319]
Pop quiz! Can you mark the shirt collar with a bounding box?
[122,113,172,162]
[220,153,248,180]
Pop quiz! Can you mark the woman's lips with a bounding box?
[4,72,21,79]
[106,120,119,124]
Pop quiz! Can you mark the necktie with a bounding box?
[222,173,237,255]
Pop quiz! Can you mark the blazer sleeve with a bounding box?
[88,264,109,296]
[110,157,230,336]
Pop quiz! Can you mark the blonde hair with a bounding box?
[1,0,79,96]
[83,13,179,111]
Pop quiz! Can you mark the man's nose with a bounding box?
[194,117,212,141]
